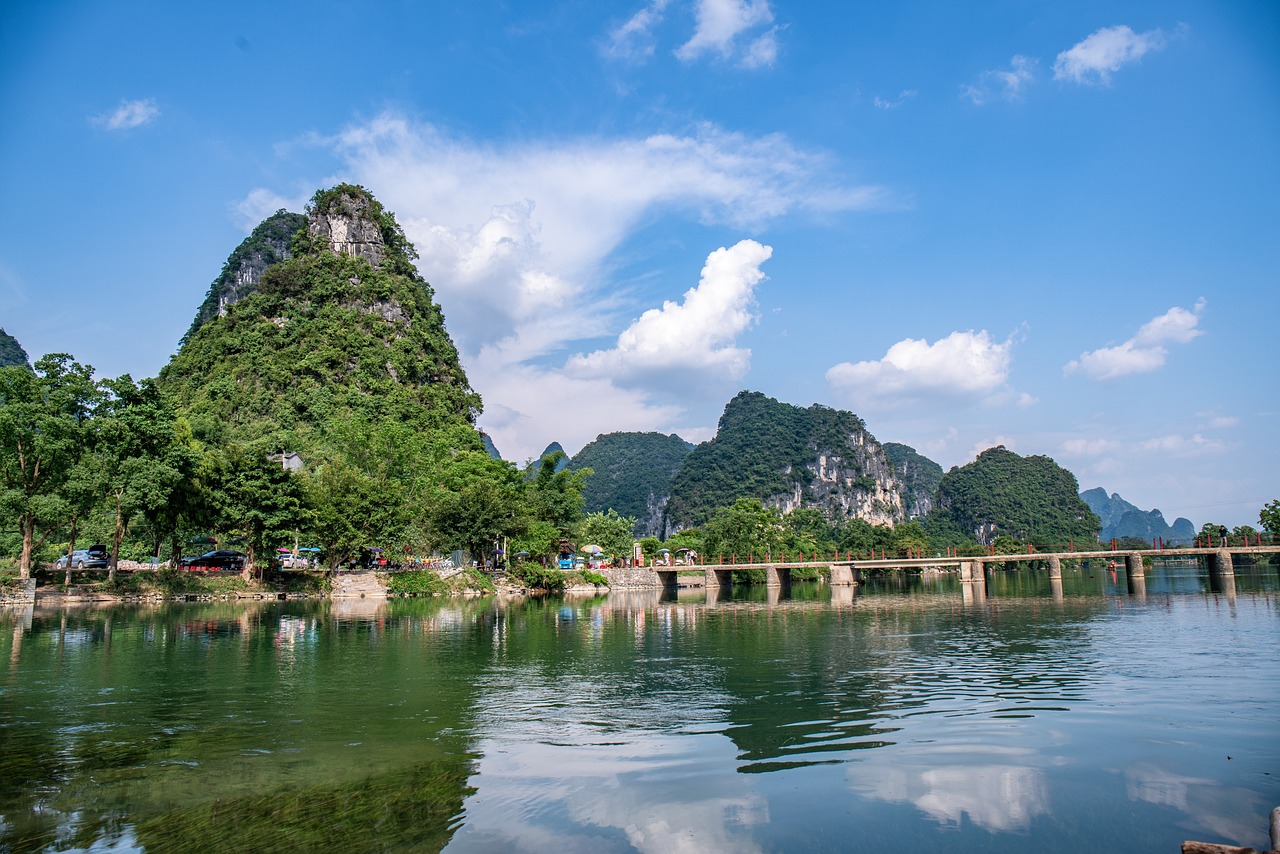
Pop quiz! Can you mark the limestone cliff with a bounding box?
[159,184,480,456]
[183,210,307,345]
[661,392,906,536]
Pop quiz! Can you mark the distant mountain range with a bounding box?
[1079,488,1195,545]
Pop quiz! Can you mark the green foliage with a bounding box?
[700,498,785,559]
[1259,500,1280,535]
[932,446,1100,547]
[574,509,636,560]
[524,450,591,534]
[508,562,568,591]
[568,432,692,534]
[0,355,99,577]
[385,570,448,596]
[427,452,527,566]
[581,570,608,586]
[882,442,943,516]
[182,210,307,345]
[663,392,883,531]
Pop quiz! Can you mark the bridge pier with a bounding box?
[763,564,788,588]
[1047,555,1062,580]
[829,564,860,586]
[959,560,985,584]
[704,567,733,591]
[1211,549,1235,578]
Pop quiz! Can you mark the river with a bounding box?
[2,561,1278,853]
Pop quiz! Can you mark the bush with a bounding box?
[581,570,608,586]
[386,571,448,596]
[508,563,567,592]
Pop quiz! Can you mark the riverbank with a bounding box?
[0,566,615,607]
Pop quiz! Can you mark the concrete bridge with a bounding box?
[641,545,1280,599]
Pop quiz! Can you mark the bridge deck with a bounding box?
[668,545,1280,574]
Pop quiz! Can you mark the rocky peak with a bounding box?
[307,185,386,268]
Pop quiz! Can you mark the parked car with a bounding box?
[54,545,109,569]
[179,550,246,570]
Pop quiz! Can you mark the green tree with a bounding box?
[700,498,785,560]
[525,450,591,535]
[0,355,98,578]
[212,446,305,575]
[427,451,526,567]
[92,376,191,581]
[574,509,636,561]
[1259,500,1280,538]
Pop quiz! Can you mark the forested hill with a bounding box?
[883,442,942,518]
[0,328,28,368]
[661,391,905,536]
[1080,487,1195,544]
[158,184,482,459]
[568,432,694,536]
[933,446,1100,546]
[182,210,307,346]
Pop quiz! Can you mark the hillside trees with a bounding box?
[0,356,98,578]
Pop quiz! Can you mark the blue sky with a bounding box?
[2,1,1277,528]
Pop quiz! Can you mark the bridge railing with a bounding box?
[684,533,1280,568]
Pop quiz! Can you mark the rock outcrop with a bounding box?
[661,392,906,537]
[183,210,306,345]
[307,190,386,267]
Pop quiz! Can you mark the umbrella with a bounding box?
[580,544,603,554]
[276,547,292,553]
[492,548,505,554]
[657,548,670,554]
[514,551,531,557]
[299,547,321,553]
[676,547,690,553]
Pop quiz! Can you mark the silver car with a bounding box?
[54,545,109,569]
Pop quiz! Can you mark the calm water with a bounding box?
[2,562,1278,853]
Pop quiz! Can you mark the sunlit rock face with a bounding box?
[308,190,385,267]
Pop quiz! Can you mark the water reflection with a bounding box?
[1,564,1277,853]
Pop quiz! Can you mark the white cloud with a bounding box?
[567,239,772,392]
[676,0,777,67]
[825,330,1015,411]
[91,98,159,131]
[255,113,881,460]
[1053,25,1167,85]
[1064,298,1205,380]
[232,187,311,231]
[962,55,1037,105]
[603,0,671,60]
[1062,437,1122,457]
[1138,433,1225,456]
[874,90,918,110]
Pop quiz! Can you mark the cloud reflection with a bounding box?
[849,750,1050,832]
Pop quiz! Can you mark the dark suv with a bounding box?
[179,550,246,570]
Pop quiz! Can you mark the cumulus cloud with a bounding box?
[1064,298,1205,380]
[961,55,1037,105]
[1053,25,1168,85]
[253,113,880,459]
[90,98,159,130]
[567,240,772,392]
[603,0,671,60]
[1139,433,1225,456]
[676,0,777,67]
[825,330,1015,411]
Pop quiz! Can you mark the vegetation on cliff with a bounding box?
[662,391,901,533]
[883,442,942,518]
[568,432,692,535]
[182,210,308,346]
[0,328,29,368]
[931,446,1101,547]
